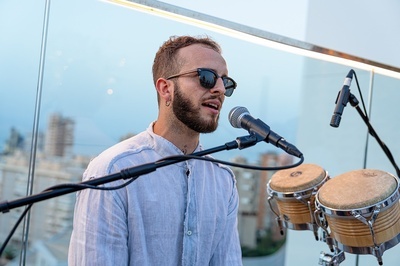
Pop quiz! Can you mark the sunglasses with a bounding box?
[166,68,237,97]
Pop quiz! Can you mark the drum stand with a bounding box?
[267,194,347,266]
[319,248,346,266]
[318,229,400,266]
[316,210,346,265]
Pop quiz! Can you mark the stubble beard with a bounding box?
[172,84,219,133]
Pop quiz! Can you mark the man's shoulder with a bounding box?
[83,131,154,179]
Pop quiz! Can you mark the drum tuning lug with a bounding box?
[275,217,284,236]
[313,225,319,241]
[324,234,335,252]
[321,230,327,241]
[372,244,385,265]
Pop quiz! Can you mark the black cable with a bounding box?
[352,71,400,177]
[352,71,369,120]
[160,154,304,171]
[45,177,137,192]
[0,204,32,257]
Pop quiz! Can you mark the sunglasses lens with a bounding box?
[199,70,217,89]
[224,89,234,97]
[198,69,236,97]
[223,77,236,97]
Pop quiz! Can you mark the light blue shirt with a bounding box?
[68,123,242,265]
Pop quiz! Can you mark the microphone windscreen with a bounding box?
[228,106,249,128]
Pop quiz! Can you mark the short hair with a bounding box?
[152,35,222,87]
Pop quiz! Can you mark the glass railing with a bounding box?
[1,1,399,265]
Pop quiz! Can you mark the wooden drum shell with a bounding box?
[268,164,328,225]
[316,169,400,248]
[325,203,400,247]
[275,197,317,224]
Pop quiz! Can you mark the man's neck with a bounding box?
[153,120,199,154]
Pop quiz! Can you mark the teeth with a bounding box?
[206,103,218,110]
[203,102,219,110]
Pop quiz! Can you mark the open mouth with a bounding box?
[202,102,219,110]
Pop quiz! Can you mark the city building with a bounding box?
[44,114,75,158]
[233,153,290,257]
[2,128,24,156]
[0,114,90,265]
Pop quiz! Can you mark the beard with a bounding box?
[172,84,219,133]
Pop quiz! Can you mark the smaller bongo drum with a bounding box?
[267,163,329,239]
[315,169,400,264]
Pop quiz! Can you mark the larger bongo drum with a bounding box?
[267,164,329,238]
[315,169,400,264]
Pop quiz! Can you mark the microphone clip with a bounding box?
[235,133,264,150]
[330,69,355,128]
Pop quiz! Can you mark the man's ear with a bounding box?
[155,78,173,103]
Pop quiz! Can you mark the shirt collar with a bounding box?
[146,122,203,159]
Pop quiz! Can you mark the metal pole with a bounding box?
[19,0,51,264]
[356,70,375,266]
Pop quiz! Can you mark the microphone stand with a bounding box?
[0,134,268,257]
[0,134,259,213]
[348,93,400,177]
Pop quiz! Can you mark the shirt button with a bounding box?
[187,230,192,236]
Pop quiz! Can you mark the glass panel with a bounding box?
[366,74,400,173]
[1,1,399,265]
[290,60,400,265]
[298,60,372,177]
[0,1,44,155]
[0,0,46,261]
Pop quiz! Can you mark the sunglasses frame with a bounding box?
[166,68,237,97]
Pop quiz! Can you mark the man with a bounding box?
[68,35,242,265]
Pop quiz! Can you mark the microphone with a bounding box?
[330,69,354,128]
[229,106,303,158]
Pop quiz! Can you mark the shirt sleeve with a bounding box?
[210,175,243,265]
[68,178,129,265]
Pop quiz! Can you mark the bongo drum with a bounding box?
[267,163,329,237]
[315,169,400,264]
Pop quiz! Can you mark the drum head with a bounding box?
[318,169,398,209]
[270,163,326,192]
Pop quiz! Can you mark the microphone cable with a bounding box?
[352,71,400,177]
